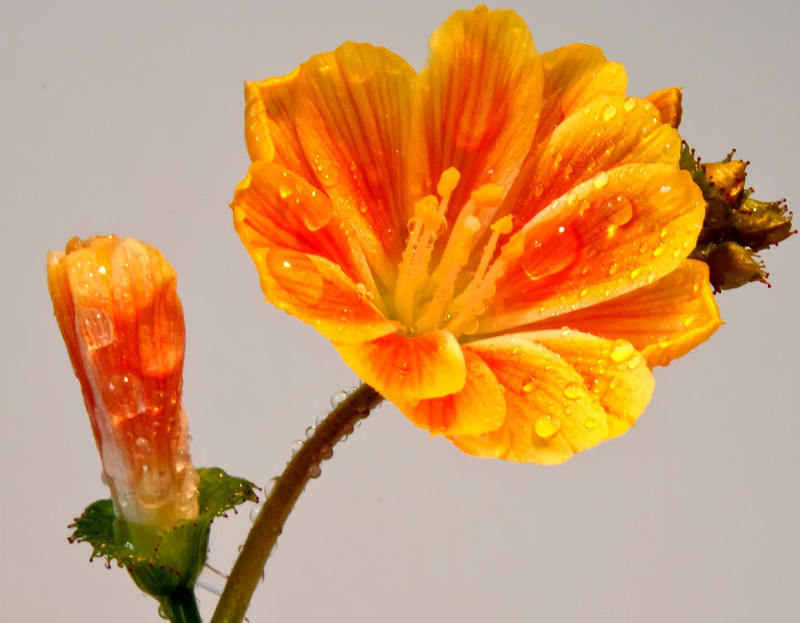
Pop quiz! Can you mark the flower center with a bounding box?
[393,168,516,339]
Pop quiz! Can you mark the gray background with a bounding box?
[2,1,798,621]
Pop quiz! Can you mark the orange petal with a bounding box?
[232,161,374,289]
[293,42,415,287]
[408,6,543,209]
[526,260,722,368]
[647,87,683,128]
[248,246,400,345]
[244,69,319,184]
[335,330,466,400]
[451,335,614,464]
[504,94,680,225]
[482,163,705,334]
[535,44,627,149]
[393,349,505,436]
[517,330,655,439]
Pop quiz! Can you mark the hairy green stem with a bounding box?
[163,587,203,623]
[210,384,384,623]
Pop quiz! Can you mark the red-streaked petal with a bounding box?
[504,94,680,225]
[481,163,705,334]
[232,161,374,289]
[245,70,319,184]
[526,260,722,368]
[294,42,415,286]
[408,5,543,210]
[393,349,505,436]
[647,87,683,128]
[451,335,614,464]
[335,330,466,400]
[517,330,655,439]
[534,44,627,149]
[249,247,401,344]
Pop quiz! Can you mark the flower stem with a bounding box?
[163,587,203,623]
[209,384,384,623]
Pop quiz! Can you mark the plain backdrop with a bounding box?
[2,1,798,622]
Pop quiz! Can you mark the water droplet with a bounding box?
[265,249,323,306]
[319,446,334,461]
[593,171,609,189]
[683,316,695,326]
[305,425,315,439]
[307,464,322,479]
[534,415,561,438]
[660,185,672,193]
[460,317,480,336]
[630,267,642,279]
[563,384,582,400]
[626,353,643,370]
[609,340,634,362]
[249,503,263,523]
[522,379,536,393]
[599,194,634,227]
[134,437,150,460]
[522,224,583,282]
[603,104,617,120]
[533,183,544,198]
[103,373,145,419]
[560,326,571,336]
[330,390,348,409]
[652,244,666,257]
[608,262,620,276]
[138,465,170,508]
[623,98,637,112]
[290,440,303,456]
[100,471,108,485]
[76,307,114,349]
[585,418,598,430]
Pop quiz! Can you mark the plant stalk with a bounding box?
[210,384,383,623]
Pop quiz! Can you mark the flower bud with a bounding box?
[48,235,198,527]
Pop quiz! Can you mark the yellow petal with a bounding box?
[535,44,627,149]
[526,260,722,368]
[482,163,705,334]
[505,94,680,226]
[294,42,415,288]
[335,330,466,400]
[245,69,320,185]
[647,87,683,128]
[233,161,375,290]
[452,335,612,464]
[518,330,655,439]
[250,247,401,344]
[393,349,505,436]
[408,5,543,209]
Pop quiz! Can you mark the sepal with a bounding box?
[69,467,257,600]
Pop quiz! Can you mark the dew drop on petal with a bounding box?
[585,417,598,430]
[563,383,582,400]
[627,354,643,370]
[77,307,114,349]
[623,97,637,112]
[522,224,583,282]
[593,171,609,190]
[534,415,561,438]
[522,379,536,393]
[609,339,634,363]
[103,373,145,419]
[603,104,617,121]
[598,194,634,227]
[265,249,323,306]
[137,465,170,508]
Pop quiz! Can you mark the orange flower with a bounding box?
[48,235,199,524]
[231,6,722,463]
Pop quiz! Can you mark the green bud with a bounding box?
[682,142,794,291]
